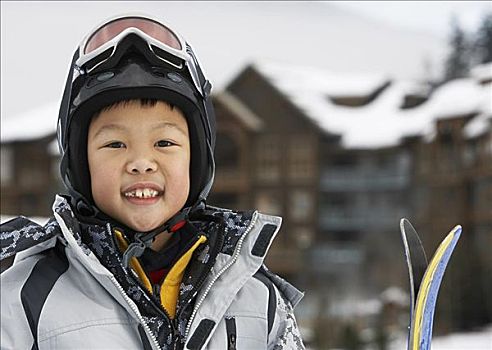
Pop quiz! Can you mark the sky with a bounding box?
[1,1,490,122]
[336,1,491,38]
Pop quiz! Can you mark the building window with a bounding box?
[293,226,314,249]
[1,146,13,186]
[215,132,240,169]
[19,166,44,189]
[288,135,314,180]
[290,190,312,221]
[330,153,357,168]
[256,134,280,182]
[322,192,349,209]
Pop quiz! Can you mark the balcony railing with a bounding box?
[307,244,365,273]
[320,169,410,191]
[318,208,406,230]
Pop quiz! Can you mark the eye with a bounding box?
[104,141,125,149]
[155,140,175,147]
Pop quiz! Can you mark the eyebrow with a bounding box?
[93,121,187,139]
[93,123,127,139]
[154,122,188,137]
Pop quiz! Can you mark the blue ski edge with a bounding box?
[419,227,462,350]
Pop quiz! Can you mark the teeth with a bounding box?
[124,188,159,198]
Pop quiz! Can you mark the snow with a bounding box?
[428,79,484,118]
[471,62,492,83]
[465,113,492,139]
[1,102,59,143]
[258,61,390,98]
[255,61,492,149]
[215,92,264,131]
[380,287,408,306]
[431,326,492,350]
[389,325,492,350]
[329,298,382,319]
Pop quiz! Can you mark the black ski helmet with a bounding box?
[57,14,216,221]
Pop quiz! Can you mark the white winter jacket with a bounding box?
[1,195,304,349]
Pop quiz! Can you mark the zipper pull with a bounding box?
[229,333,236,350]
[225,317,237,350]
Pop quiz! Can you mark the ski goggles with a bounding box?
[75,15,209,97]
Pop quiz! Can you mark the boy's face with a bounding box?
[87,101,190,232]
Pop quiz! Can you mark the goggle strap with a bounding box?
[59,49,80,149]
[198,141,216,203]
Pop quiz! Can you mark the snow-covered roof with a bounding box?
[256,62,391,99]
[214,91,264,131]
[254,61,492,148]
[464,113,491,139]
[2,62,490,147]
[430,78,489,119]
[471,62,492,83]
[1,102,58,143]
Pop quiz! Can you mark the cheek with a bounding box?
[89,154,120,201]
[165,157,190,200]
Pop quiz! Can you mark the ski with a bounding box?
[407,224,462,350]
[400,218,429,324]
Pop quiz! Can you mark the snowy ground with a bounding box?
[302,325,492,349]
[388,325,492,350]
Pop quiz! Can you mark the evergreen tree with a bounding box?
[474,12,492,64]
[443,17,470,82]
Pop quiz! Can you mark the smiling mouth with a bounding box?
[123,188,162,199]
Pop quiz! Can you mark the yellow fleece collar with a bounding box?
[113,229,207,318]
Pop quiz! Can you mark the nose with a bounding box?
[126,155,158,174]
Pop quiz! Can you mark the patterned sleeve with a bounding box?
[1,217,57,260]
[268,285,306,350]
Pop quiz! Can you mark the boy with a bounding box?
[1,14,304,349]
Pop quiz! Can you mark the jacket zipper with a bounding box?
[128,270,181,347]
[153,283,161,297]
[107,223,179,350]
[225,317,237,350]
[184,211,258,339]
[109,275,161,350]
[173,217,225,322]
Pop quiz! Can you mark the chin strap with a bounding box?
[70,194,205,270]
[120,210,190,269]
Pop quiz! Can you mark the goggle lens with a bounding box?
[84,17,182,54]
